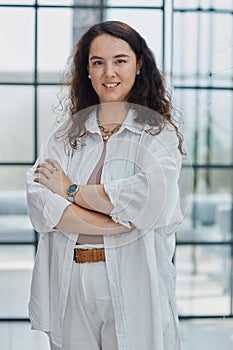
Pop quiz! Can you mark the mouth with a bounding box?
[102,82,120,88]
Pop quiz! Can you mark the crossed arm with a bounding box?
[34,158,131,235]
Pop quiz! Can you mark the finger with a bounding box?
[35,167,52,179]
[34,177,48,186]
[35,162,57,175]
[35,162,52,172]
[45,158,61,171]
[35,162,47,169]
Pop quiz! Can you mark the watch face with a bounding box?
[67,184,77,194]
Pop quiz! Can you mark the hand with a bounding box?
[34,158,72,199]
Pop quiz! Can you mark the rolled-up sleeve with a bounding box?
[26,133,71,234]
[104,127,183,232]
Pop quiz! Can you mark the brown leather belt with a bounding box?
[73,248,106,263]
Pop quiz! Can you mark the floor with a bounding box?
[180,319,233,350]
[1,239,233,349]
[1,319,233,350]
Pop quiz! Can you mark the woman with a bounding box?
[26,21,183,350]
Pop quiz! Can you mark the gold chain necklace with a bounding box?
[96,115,122,141]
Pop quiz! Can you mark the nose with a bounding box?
[104,62,116,78]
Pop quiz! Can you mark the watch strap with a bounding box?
[66,184,79,203]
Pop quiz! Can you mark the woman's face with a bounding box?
[88,34,140,104]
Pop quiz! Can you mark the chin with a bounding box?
[101,97,125,104]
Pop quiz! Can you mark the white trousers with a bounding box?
[49,244,119,350]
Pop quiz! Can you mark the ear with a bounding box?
[137,56,142,71]
[87,66,91,79]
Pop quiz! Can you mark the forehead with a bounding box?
[89,34,134,57]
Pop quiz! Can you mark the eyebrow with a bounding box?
[89,54,130,60]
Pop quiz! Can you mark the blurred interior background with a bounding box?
[0,0,233,349]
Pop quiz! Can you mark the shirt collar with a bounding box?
[84,108,100,134]
[85,106,144,136]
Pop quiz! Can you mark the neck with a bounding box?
[98,102,128,127]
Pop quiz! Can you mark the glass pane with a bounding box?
[0,8,34,83]
[0,0,34,4]
[73,7,106,43]
[0,86,34,162]
[38,86,69,147]
[0,166,31,192]
[174,0,199,7]
[0,183,34,243]
[180,319,233,350]
[38,0,163,6]
[174,0,233,10]
[0,245,34,317]
[108,0,162,6]
[173,12,233,88]
[0,214,34,243]
[1,322,49,350]
[174,89,233,164]
[38,8,73,83]
[38,0,73,4]
[176,245,232,316]
[177,169,233,243]
[106,9,163,68]
[211,0,233,9]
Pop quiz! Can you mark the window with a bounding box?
[0,0,169,323]
[0,0,232,327]
[174,0,233,318]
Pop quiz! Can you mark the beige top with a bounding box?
[77,141,107,244]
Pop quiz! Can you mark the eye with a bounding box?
[92,60,103,66]
[116,59,127,64]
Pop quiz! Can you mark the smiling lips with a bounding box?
[102,82,120,88]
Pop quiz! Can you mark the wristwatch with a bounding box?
[66,184,79,203]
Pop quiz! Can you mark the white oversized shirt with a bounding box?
[26,108,183,349]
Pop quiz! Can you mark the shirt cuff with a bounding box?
[42,193,71,232]
[104,181,132,229]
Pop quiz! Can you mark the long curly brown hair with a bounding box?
[59,20,184,154]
